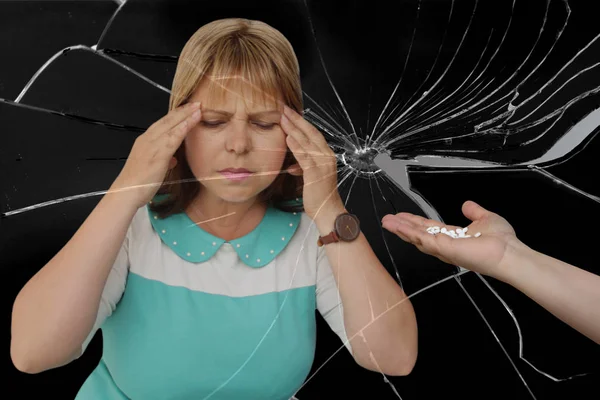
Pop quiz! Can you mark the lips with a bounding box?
[219,168,252,173]
[218,168,254,182]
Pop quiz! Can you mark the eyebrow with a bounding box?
[202,109,281,118]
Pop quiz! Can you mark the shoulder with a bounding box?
[130,205,152,233]
[124,204,159,250]
[282,211,322,258]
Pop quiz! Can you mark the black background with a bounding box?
[2,1,599,399]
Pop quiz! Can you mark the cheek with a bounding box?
[257,136,287,166]
[185,133,214,172]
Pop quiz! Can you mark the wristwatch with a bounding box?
[317,212,361,247]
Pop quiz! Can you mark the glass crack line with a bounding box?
[302,0,360,147]
[95,0,129,49]
[14,45,170,104]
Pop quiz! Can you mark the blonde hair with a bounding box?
[150,18,304,218]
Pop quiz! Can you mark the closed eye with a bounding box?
[201,120,225,127]
[253,122,277,130]
[201,120,276,130]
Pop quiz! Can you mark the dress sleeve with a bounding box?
[79,221,132,354]
[315,244,353,355]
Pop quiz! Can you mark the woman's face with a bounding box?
[184,77,288,204]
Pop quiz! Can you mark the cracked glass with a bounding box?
[2,0,599,399]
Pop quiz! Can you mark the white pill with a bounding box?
[474,232,482,237]
[432,226,440,234]
[441,227,447,233]
[456,228,463,234]
[463,227,469,233]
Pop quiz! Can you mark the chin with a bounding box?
[213,188,261,204]
[219,195,255,204]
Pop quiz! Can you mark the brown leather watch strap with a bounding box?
[317,230,340,247]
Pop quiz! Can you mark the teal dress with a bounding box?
[74,196,352,399]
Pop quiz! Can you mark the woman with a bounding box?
[11,18,417,399]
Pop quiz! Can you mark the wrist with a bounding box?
[107,180,145,211]
[496,238,536,284]
[314,203,347,236]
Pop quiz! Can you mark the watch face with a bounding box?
[335,213,360,241]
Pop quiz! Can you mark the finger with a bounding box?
[383,220,413,243]
[280,121,336,170]
[382,218,420,239]
[395,222,457,261]
[393,228,412,243]
[462,200,490,222]
[164,108,202,150]
[148,101,201,140]
[302,168,340,189]
[282,105,334,156]
[384,213,467,240]
[399,213,439,227]
[285,134,313,171]
[393,213,440,228]
[382,213,406,226]
[280,113,319,157]
[397,213,466,233]
[391,221,431,248]
[386,218,465,267]
[283,128,334,172]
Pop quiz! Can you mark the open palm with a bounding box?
[382,201,521,278]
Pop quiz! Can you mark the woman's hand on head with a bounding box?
[382,201,523,278]
[279,105,344,221]
[110,102,202,209]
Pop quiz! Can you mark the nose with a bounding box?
[224,119,252,155]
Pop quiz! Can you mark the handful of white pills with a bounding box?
[426,226,482,239]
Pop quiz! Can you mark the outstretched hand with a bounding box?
[382,201,523,278]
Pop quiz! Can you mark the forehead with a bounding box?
[190,76,282,112]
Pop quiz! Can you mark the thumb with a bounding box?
[461,200,489,222]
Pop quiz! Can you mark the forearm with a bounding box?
[11,184,139,373]
[315,208,418,375]
[499,242,600,344]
